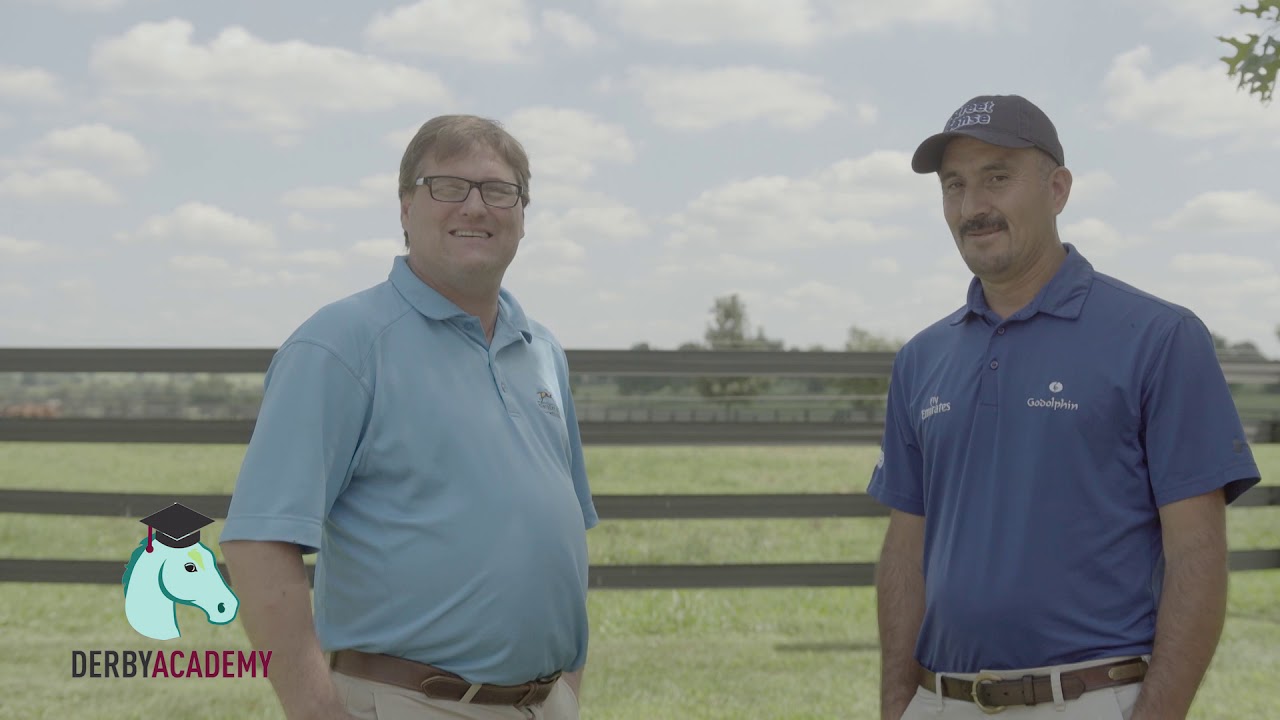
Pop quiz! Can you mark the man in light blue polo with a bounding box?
[870,95,1261,719]
[221,115,596,720]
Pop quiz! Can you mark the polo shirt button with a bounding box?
[997,327,1006,335]
[500,383,508,392]
[990,360,999,370]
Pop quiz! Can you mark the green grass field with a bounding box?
[1,443,1276,719]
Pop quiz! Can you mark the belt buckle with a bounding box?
[970,671,1006,715]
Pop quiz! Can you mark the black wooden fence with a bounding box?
[3,348,1278,587]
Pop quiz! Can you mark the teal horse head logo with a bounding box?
[122,503,239,640]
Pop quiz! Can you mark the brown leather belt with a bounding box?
[919,658,1147,713]
[330,649,560,707]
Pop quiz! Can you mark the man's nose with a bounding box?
[459,186,488,212]
[960,185,992,221]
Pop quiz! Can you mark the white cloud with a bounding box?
[602,0,1006,46]
[90,20,451,133]
[1102,46,1280,146]
[170,255,230,272]
[351,238,405,258]
[0,235,44,255]
[529,201,649,244]
[629,66,839,130]
[0,64,64,104]
[33,124,151,176]
[251,249,347,267]
[541,10,598,50]
[723,253,784,278]
[386,124,420,150]
[286,212,335,233]
[281,173,398,210]
[505,107,634,184]
[168,255,323,288]
[1170,253,1275,276]
[871,257,900,274]
[521,236,585,264]
[603,0,819,46]
[15,0,127,10]
[0,283,32,298]
[1156,190,1280,233]
[365,0,534,62]
[668,151,926,251]
[1068,170,1117,206]
[0,168,120,204]
[1127,0,1257,33]
[120,203,276,249]
[1061,218,1146,257]
[821,0,1006,33]
[658,253,781,278]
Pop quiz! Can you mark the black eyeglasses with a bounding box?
[414,176,524,208]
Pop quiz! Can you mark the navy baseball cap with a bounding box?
[911,94,1064,174]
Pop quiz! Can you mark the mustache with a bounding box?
[960,216,1008,236]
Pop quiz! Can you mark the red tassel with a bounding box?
[146,526,154,553]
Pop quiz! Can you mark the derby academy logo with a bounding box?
[536,388,561,419]
[122,503,239,641]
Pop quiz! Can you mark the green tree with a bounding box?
[695,294,783,405]
[616,342,672,396]
[1220,0,1280,103]
[833,325,902,409]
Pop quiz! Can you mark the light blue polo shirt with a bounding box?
[868,243,1260,673]
[221,255,598,685]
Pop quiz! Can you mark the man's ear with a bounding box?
[1051,166,1072,215]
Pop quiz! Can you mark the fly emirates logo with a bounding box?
[1026,381,1079,411]
[920,395,952,422]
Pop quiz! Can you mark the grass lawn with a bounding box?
[0,443,1276,719]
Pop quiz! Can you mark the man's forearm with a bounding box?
[876,513,926,720]
[1132,530,1228,718]
[222,540,350,720]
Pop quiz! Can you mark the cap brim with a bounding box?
[910,129,1037,174]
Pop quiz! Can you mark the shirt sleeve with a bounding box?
[219,340,372,553]
[1142,314,1262,506]
[867,354,926,516]
[556,344,598,531]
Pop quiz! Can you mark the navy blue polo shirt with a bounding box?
[868,244,1260,673]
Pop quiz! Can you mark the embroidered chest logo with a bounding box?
[920,395,952,422]
[535,389,561,419]
[1026,380,1079,411]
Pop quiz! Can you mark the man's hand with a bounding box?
[876,510,926,720]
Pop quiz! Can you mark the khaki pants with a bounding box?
[333,670,580,720]
[901,656,1144,719]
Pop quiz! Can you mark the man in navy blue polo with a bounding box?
[869,95,1261,719]
[221,116,595,720]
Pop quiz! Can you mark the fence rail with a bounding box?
[2,347,1279,382]
[2,488,1277,586]
[2,348,1278,588]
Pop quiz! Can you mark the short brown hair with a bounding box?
[398,115,531,207]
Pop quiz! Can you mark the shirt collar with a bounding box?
[388,255,533,344]
[950,243,1094,325]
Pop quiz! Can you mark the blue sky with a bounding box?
[2,0,1277,357]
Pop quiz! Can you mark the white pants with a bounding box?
[900,656,1144,719]
[333,670,580,720]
